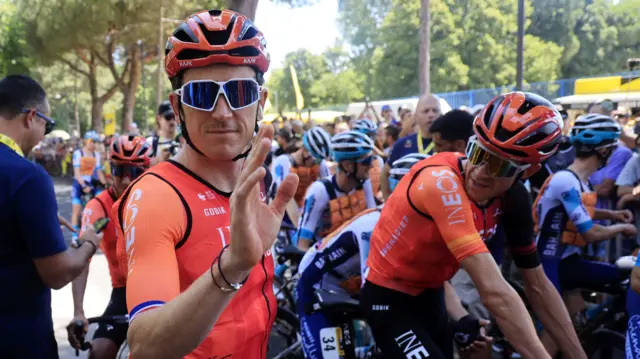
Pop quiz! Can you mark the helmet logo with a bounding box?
[243,58,256,64]
[179,61,193,67]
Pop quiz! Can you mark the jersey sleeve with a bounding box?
[295,180,330,242]
[357,212,378,280]
[116,175,187,322]
[13,166,68,259]
[79,198,108,237]
[502,181,540,269]
[72,150,81,168]
[408,166,488,262]
[94,152,102,171]
[548,171,593,233]
[362,179,377,208]
[319,160,330,178]
[616,154,640,187]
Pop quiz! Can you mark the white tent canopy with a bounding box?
[553,92,640,110]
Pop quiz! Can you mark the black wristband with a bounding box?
[210,255,231,292]
[82,240,97,254]
[217,245,249,290]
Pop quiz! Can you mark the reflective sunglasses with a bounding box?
[22,109,55,135]
[112,164,146,179]
[356,155,374,166]
[465,137,529,178]
[175,78,261,112]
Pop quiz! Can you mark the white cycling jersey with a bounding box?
[298,208,381,294]
[534,169,594,259]
[295,175,376,243]
[271,154,329,190]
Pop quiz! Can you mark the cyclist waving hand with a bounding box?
[114,10,298,359]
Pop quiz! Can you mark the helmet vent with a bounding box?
[177,49,210,60]
[199,15,236,46]
[173,23,199,43]
[238,19,258,41]
[229,46,260,57]
[208,10,222,16]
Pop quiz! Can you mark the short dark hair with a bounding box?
[429,109,474,143]
[0,75,47,119]
[385,125,400,141]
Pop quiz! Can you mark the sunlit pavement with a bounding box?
[53,178,113,359]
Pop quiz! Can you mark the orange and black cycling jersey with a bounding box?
[366,152,540,295]
[113,160,275,359]
[80,189,124,288]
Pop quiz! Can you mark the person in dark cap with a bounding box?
[147,100,178,165]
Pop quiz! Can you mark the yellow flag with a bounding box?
[289,64,305,111]
[103,109,116,136]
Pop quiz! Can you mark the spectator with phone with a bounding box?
[147,101,178,166]
[0,74,103,358]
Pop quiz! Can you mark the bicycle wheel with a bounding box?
[584,329,625,359]
[267,307,303,359]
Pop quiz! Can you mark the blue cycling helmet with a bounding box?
[84,130,100,142]
[352,118,377,136]
[389,153,430,192]
[302,127,332,160]
[330,130,374,162]
[570,114,620,151]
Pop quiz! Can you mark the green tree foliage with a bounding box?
[266,47,365,112]
[0,1,33,76]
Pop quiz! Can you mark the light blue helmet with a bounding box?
[352,118,377,136]
[569,114,620,151]
[302,127,332,160]
[330,130,374,162]
[389,153,430,192]
[84,130,100,141]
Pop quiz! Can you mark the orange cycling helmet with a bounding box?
[110,135,151,167]
[473,91,563,165]
[165,10,270,82]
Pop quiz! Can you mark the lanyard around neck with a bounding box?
[0,133,24,157]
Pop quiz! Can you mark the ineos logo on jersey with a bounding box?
[124,189,143,273]
[431,169,464,225]
[204,207,227,216]
[395,330,430,358]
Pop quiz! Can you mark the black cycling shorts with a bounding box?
[360,280,452,359]
[93,287,128,347]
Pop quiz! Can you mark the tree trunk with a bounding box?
[419,0,431,95]
[121,43,142,132]
[228,0,260,21]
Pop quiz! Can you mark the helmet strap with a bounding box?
[177,101,260,162]
[232,110,259,162]
[177,103,206,157]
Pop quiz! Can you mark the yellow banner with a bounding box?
[289,64,305,111]
[103,109,116,136]
[575,75,640,95]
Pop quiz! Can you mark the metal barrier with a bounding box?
[436,71,640,108]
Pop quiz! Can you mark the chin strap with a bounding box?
[179,103,260,161]
[232,146,252,162]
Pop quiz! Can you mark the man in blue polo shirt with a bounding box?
[0,75,102,358]
[380,94,441,200]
